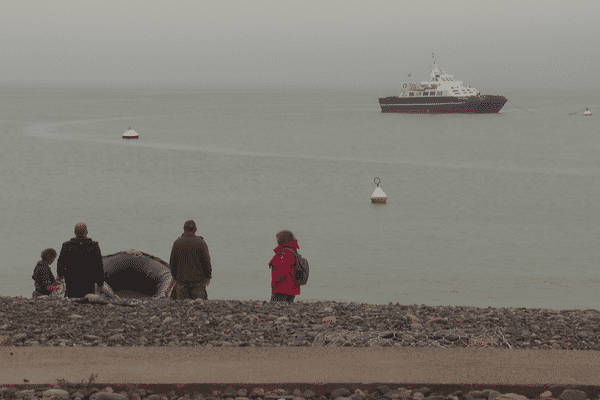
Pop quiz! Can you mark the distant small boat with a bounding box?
[583,108,592,116]
[122,127,139,139]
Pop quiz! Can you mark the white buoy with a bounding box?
[583,108,592,116]
[371,177,387,203]
[122,127,139,139]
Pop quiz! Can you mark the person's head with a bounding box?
[41,248,57,264]
[276,230,296,246]
[183,220,197,234]
[74,222,88,238]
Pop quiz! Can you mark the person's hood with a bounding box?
[273,240,299,254]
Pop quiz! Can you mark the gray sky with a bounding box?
[1,0,599,87]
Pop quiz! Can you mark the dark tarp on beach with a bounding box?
[102,250,176,299]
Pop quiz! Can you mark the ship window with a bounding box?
[430,91,436,95]
[423,92,429,96]
[415,92,422,96]
[409,92,414,97]
[437,91,443,96]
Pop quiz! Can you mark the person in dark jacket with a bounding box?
[56,222,104,298]
[169,220,212,300]
[32,248,60,298]
[268,230,300,304]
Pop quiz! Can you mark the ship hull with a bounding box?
[379,95,507,114]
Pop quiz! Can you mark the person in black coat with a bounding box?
[56,222,104,298]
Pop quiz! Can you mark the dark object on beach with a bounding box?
[102,250,175,299]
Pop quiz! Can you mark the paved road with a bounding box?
[1,347,599,385]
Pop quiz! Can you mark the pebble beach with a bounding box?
[3,296,600,400]
[1,382,600,400]
[1,295,600,350]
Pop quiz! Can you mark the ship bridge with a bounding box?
[394,55,489,99]
[420,57,479,97]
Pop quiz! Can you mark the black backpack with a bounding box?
[280,247,309,286]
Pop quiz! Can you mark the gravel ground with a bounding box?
[1,295,600,350]
[1,383,599,400]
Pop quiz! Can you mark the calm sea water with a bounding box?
[1,84,599,310]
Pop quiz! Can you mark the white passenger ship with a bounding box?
[379,55,507,114]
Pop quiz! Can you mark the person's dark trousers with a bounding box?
[175,282,208,300]
[270,293,295,303]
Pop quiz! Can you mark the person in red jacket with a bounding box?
[268,230,300,304]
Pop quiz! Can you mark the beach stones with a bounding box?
[2,295,600,350]
[376,387,391,396]
[557,390,587,400]
[331,389,352,400]
[353,390,367,400]
[107,334,125,343]
[89,394,128,400]
[12,333,28,341]
[384,393,403,400]
[15,390,37,399]
[4,386,600,400]
[491,395,528,400]
[41,390,69,400]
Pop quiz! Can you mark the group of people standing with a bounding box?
[32,221,303,304]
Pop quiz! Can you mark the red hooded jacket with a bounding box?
[269,240,300,296]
